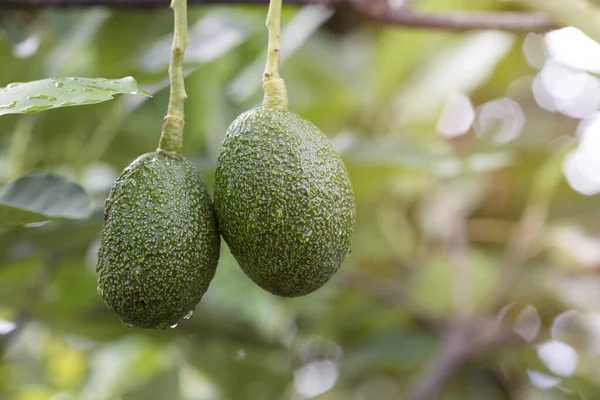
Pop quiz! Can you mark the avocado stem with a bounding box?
[158,0,189,157]
[262,0,288,110]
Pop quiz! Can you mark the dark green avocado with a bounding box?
[96,152,220,329]
[214,107,355,297]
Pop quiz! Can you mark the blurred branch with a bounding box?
[523,0,600,42]
[444,202,471,315]
[350,6,554,32]
[404,145,571,400]
[488,144,571,310]
[343,270,523,400]
[1,0,557,32]
[405,317,520,400]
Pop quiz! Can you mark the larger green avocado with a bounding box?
[214,107,355,297]
[97,152,220,329]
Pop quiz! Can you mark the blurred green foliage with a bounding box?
[2,1,600,399]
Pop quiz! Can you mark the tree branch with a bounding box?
[404,317,521,400]
[443,197,472,316]
[487,144,570,310]
[0,0,557,33]
[355,8,554,32]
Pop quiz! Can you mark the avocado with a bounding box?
[96,152,220,329]
[214,107,355,297]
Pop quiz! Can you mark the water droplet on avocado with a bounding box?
[54,82,64,88]
[300,228,313,243]
[184,309,194,320]
[169,323,178,329]
[346,248,352,256]
[156,322,168,330]
[135,301,146,312]
[123,321,135,328]
[6,82,22,89]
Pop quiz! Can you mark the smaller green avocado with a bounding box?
[214,107,356,297]
[96,152,220,329]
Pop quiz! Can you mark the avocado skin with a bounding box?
[97,152,220,329]
[215,107,355,297]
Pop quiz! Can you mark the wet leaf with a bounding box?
[0,173,91,228]
[0,76,151,116]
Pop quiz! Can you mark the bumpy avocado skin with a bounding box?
[215,107,355,297]
[96,152,220,329]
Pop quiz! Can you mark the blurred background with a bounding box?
[3,0,600,399]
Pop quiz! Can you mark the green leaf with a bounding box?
[0,173,91,228]
[0,76,151,116]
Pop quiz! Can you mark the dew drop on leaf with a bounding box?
[26,94,57,101]
[21,105,53,113]
[0,101,17,110]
